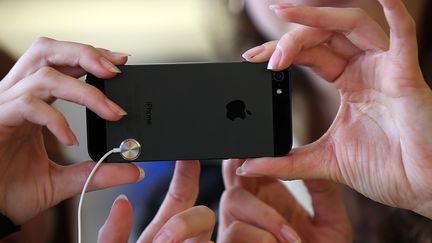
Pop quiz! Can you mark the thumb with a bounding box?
[51,161,144,205]
[98,194,133,243]
[236,140,336,181]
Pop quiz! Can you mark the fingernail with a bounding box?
[269,3,296,11]
[242,45,265,59]
[236,166,246,176]
[137,166,145,181]
[281,225,302,243]
[153,230,173,243]
[108,51,131,57]
[268,47,282,70]
[105,98,127,116]
[68,130,79,146]
[236,167,261,177]
[115,194,129,202]
[112,194,129,210]
[100,57,122,73]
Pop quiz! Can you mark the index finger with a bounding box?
[270,4,389,51]
[138,160,200,242]
[3,37,127,87]
[97,195,133,243]
[150,206,215,243]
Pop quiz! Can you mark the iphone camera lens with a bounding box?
[273,72,285,82]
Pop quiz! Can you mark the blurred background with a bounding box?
[0,0,217,61]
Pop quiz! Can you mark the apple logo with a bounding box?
[226,100,252,120]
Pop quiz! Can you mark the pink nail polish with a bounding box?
[242,45,265,59]
[268,47,282,70]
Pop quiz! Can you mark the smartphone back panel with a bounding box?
[86,62,291,162]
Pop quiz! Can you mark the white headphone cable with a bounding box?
[77,147,121,243]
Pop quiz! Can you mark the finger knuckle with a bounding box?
[35,66,56,78]
[80,44,97,56]
[31,36,53,49]
[17,94,34,106]
[169,215,188,228]
[229,221,244,231]
[280,30,304,48]
[167,190,191,205]
[281,32,296,44]
[32,67,58,93]
[221,187,245,206]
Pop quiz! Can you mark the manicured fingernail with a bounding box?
[109,51,131,57]
[236,166,246,176]
[268,47,282,70]
[115,194,129,202]
[269,3,296,11]
[236,167,261,177]
[68,130,79,146]
[105,98,127,116]
[153,230,173,243]
[281,225,302,243]
[137,166,145,181]
[242,45,265,59]
[100,57,122,73]
[111,194,129,210]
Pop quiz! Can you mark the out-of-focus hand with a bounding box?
[97,161,215,243]
[218,159,352,243]
[240,0,432,218]
[0,37,144,225]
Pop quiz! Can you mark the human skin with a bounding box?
[245,0,426,123]
[218,159,352,243]
[0,37,144,225]
[245,0,426,40]
[97,161,215,243]
[239,0,432,219]
[0,38,216,242]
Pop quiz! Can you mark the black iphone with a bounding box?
[86,62,292,162]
